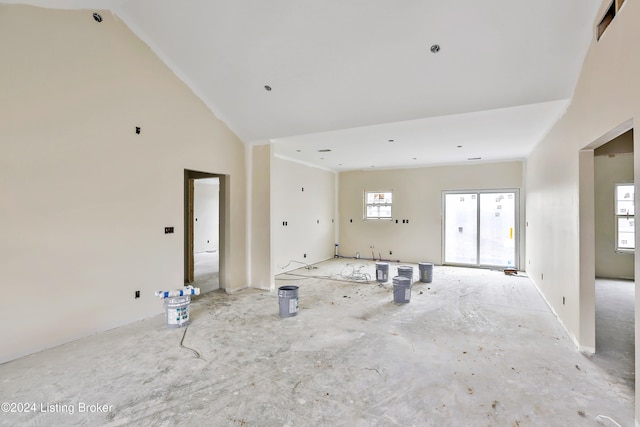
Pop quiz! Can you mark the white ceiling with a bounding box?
[3,0,602,171]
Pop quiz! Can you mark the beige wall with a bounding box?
[524,0,640,421]
[338,162,524,266]
[250,144,272,289]
[271,156,337,273]
[0,6,247,363]
[594,153,634,279]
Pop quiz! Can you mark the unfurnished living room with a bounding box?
[1,1,639,426]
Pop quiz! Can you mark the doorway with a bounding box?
[443,190,518,268]
[184,170,226,293]
[590,129,635,389]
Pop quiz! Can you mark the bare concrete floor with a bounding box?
[193,250,219,293]
[0,260,634,426]
[592,278,635,391]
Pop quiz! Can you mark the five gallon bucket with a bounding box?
[278,286,299,318]
[376,262,389,282]
[393,276,412,304]
[419,262,433,283]
[397,265,413,281]
[164,295,190,328]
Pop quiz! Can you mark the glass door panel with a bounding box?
[479,192,516,267]
[444,193,478,264]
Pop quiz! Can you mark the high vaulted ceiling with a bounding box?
[3,0,602,171]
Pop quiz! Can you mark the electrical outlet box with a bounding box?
[164,227,174,234]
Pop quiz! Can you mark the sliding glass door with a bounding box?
[443,190,518,268]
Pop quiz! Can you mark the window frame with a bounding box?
[615,182,635,253]
[364,190,393,220]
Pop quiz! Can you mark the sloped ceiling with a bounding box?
[1,0,602,170]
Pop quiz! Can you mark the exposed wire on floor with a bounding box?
[340,264,371,283]
[277,271,372,285]
[595,415,622,427]
[179,326,201,359]
[281,260,318,270]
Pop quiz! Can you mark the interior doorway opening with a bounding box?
[591,129,635,390]
[184,170,226,293]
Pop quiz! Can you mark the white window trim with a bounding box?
[615,182,635,253]
[364,190,393,220]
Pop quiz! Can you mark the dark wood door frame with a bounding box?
[184,170,226,287]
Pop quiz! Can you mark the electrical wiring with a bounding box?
[278,271,373,285]
[280,260,318,270]
[340,264,371,283]
[179,326,201,359]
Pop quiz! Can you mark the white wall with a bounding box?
[595,153,634,279]
[338,161,524,266]
[0,6,247,363]
[271,156,337,273]
[193,179,219,253]
[524,0,640,420]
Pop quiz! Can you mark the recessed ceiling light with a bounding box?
[388,139,394,143]
[264,85,272,91]
[467,157,482,161]
[457,145,462,148]
[430,44,440,53]
[318,149,332,152]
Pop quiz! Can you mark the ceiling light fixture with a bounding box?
[430,44,440,53]
[264,85,272,91]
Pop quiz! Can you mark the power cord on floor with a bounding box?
[179,326,201,359]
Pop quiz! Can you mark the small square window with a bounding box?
[364,191,392,219]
